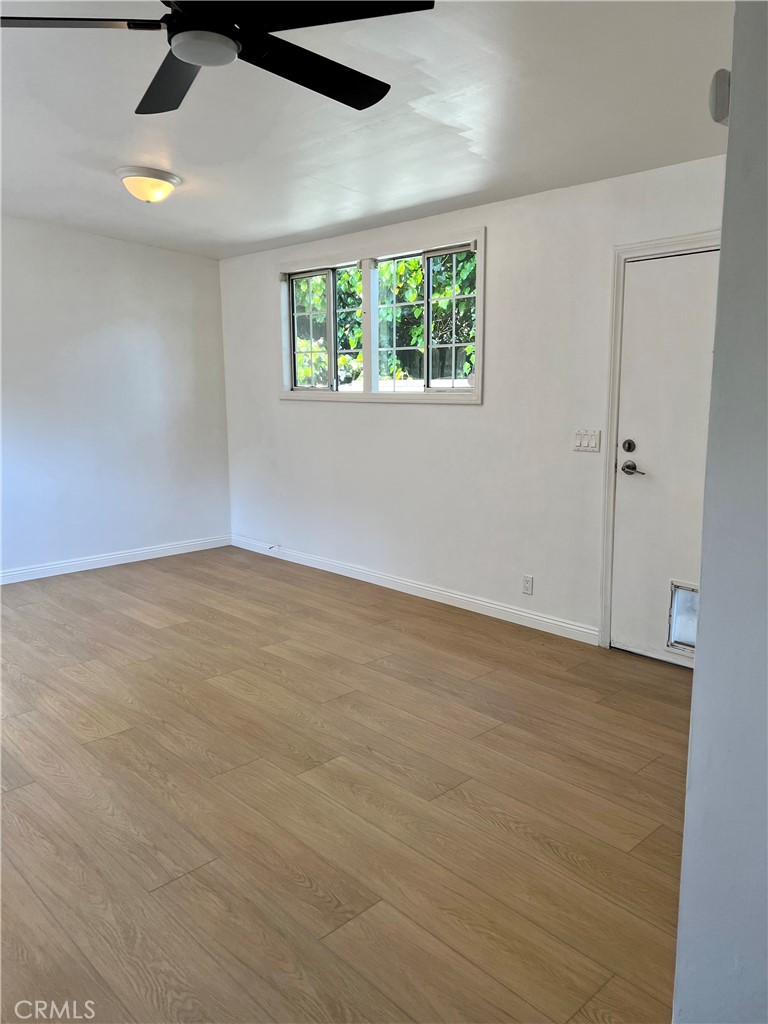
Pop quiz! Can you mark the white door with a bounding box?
[611,249,719,665]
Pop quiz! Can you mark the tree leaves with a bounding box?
[292,250,477,390]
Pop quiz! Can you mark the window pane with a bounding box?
[431,298,453,344]
[395,305,424,348]
[426,251,476,390]
[292,276,311,315]
[377,258,425,394]
[295,313,311,343]
[294,327,311,353]
[430,347,453,385]
[395,257,424,304]
[294,352,313,388]
[455,296,475,345]
[430,253,453,296]
[394,348,424,390]
[378,309,394,348]
[378,260,396,305]
[338,351,364,391]
[310,314,328,350]
[455,250,476,294]
[455,344,475,384]
[310,275,327,312]
[337,309,362,351]
[378,349,395,392]
[312,351,329,387]
[336,265,362,311]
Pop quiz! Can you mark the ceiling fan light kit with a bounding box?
[1,2,435,113]
[116,167,182,203]
[170,29,240,66]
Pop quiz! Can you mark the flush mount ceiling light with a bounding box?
[116,166,181,203]
[170,29,239,66]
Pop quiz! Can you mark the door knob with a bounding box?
[621,460,646,476]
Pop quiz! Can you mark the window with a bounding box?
[284,236,482,401]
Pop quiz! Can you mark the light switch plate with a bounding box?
[573,429,601,453]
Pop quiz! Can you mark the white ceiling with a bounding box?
[1,1,733,257]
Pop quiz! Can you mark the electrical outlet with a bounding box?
[522,575,534,596]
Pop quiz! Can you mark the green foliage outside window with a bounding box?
[292,274,329,388]
[378,257,425,385]
[335,266,364,389]
[291,249,477,390]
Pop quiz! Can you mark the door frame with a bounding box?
[598,230,721,654]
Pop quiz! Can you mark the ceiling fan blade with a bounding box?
[238,35,390,110]
[235,2,435,33]
[135,51,200,114]
[0,17,161,30]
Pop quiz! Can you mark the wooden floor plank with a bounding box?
[1,660,41,717]
[478,723,685,829]
[34,670,131,743]
[60,658,262,777]
[434,779,679,932]
[475,662,619,703]
[2,784,269,1023]
[630,825,683,878]
[479,704,659,772]
[474,672,689,758]
[598,690,691,733]
[1,549,692,1024]
[360,629,495,680]
[327,689,659,850]
[263,638,504,737]
[569,976,671,1023]
[114,658,336,775]
[205,645,359,703]
[2,856,132,1023]
[210,670,469,800]
[153,859,409,1023]
[301,757,676,1003]
[324,900,545,1023]
[2,729,35,793]
[638,753,688,787]
[215,760,610,1023]
[88,728,380,937]
[4,711,215,891]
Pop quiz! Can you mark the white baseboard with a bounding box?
[2,531,599,646]
[231,534,599,646]
[0,535,231,585]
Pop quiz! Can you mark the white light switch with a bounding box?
[573,429,601,453]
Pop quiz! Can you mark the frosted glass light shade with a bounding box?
[171,30,239,66]
[116,167,181,203]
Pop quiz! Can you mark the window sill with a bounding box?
[279,389,482,406]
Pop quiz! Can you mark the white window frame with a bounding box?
[279,227,485,405]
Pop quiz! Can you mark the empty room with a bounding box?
[1,2,766,1023]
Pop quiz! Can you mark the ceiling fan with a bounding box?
[0,1,435,113]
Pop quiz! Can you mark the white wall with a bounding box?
[2,218,231,578]
[674,5,768,1022]
[220,156,725,639]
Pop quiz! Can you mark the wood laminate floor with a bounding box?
[1,548,691,1024]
